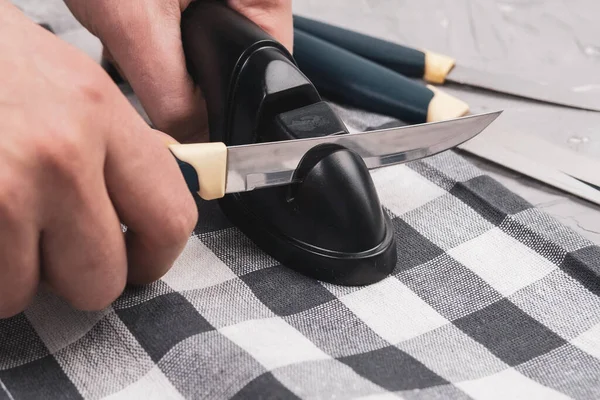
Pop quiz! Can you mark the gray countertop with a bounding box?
[11,0,600,244]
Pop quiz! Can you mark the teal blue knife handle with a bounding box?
[293,29,435,124]
[294,15,426,78]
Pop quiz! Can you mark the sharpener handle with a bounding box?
[180,0,294,142]
[293,15,456,84]
[180,0,326,146]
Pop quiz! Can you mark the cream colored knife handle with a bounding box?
[424,51,456,84]
[169,143,228,200]
[426,85,470,122]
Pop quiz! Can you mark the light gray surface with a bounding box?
[10,0,600,243]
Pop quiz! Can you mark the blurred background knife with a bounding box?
[293,15,600,113]
[290,15,600,207]
[459,128,600,206]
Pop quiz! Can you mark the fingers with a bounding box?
[64,0,293,143]
[39,153,128,311]
[0,4,197,314]
[0,186,39,318]
[228,0,294,51]
[103,114,198,285]
[90,0,208,143]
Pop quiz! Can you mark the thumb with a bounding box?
[77,1,209,144]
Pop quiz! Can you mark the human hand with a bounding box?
[0,2,198,318]
[64,0,293,143]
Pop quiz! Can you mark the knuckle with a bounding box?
[151,95,208,140]
[140,199,197,257]
[49,249,127,312]
[0,194,16,223]
[70,298,109,313]
[158,101,194,126]
[88,2,151,44]
[68,274,126,312]
[74,74,108,106]
[0,176,27,224]
[130,262,170,286]
[234,0,285,10]
[34,131,85,182]
[160,205,197,248]
[0,284,36,319]
[0,302,27,319]
[60,51,112,105]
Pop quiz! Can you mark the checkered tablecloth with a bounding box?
[1,104,599,399]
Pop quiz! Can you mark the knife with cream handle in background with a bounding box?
[293,15,600,113]
[289,20,600,207]
[169,112,501,200]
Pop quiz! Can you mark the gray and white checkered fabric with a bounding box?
[1,105,599,399]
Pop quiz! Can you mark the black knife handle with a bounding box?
[293,29,468,124]
[293,15,456,85]
[180,1,323,144]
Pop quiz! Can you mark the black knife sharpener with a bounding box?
[179,1,397,285]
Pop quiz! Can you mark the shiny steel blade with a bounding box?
[224,111,501,193]
[447,65,600,112]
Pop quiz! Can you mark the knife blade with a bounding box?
[490,129,600,190]
[458,125,600,206]
[169,111,501,200]
[459,132,600,206]
[444,65,600,112]
[292,15,600,112]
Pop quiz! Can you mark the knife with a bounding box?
[293,15,600,113]
[169,112,501,200]
[289,19,600,207]
[291,29,470,125]
[460,135,600,206]
[459,129,600,206]
[35,7,500,202]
